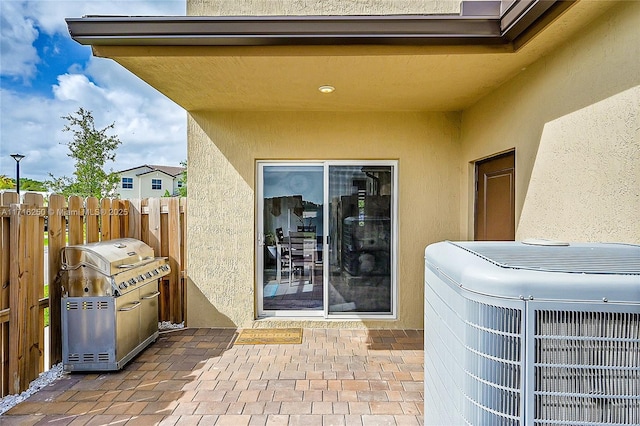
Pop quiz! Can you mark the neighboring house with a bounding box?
[67,0,639,330]
[117,165,185,199]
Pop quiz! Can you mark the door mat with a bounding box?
[234,328,303,345]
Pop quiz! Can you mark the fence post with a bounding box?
[100,198,111,241]
[67,196,83,246]
[110,199,121,239]
[146,198,165,319]
[23,193,45,377]
[128,199,141,240]
[1,192,18,396]
[85,197,99,243]
[8,199,41,394]
[47,194,66,366]
[147,198,161,255]
[180,198,187,324]
[120,199,130,238]
[167,197,183,323]
[8,201,25,394]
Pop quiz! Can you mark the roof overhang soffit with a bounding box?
[66,0,573,50]
[63,0,595,112]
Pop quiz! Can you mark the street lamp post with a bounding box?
[10,153,25,195]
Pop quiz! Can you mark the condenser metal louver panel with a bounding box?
[534,310,640,425]
[424,241,640,426]
[464,300,522,425]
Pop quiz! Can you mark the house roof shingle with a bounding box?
[118,164,185,177]
[146,165,185,177]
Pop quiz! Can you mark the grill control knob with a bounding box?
[152,269,159,275]
[128,278,136,285]
[138,275,145,282]
[119,282,128,290]
[145,272,153,278]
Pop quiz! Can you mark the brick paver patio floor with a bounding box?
[2,328,424,425]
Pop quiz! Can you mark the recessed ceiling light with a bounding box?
[318,85,335,94]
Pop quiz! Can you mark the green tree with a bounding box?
[47,108,122,198]
[21,178,47,192]
[0,175,14,190]
[178,159,187,197]
[0,176,46,192]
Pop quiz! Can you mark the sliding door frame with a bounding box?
[256,161,325,318]
[256,160,398,320]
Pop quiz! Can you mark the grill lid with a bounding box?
[60,238,170,297]
[61,238,155,276]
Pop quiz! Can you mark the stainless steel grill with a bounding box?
[60,238,170,371]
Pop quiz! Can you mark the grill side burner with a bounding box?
[60,238,170,371]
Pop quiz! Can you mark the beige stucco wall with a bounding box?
[188,0,461,16]
[460,1,640,243]
[182,0,639,329]
[517,87,639,243]
[186,111,460,328]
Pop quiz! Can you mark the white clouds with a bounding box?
[0,1,187,183]
[0,88,75,180]
[0,2,40,81]
[25,0,185,35]
[1,63,187,181]
[53,73,105,102]
[51,57,188,170]
[2,1,185,83]
[1,58,188,181]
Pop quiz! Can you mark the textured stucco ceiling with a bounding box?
[91,1,614,112]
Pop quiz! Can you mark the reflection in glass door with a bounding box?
[258,162,396,318]
[259,164,324,314]
[327,165,394,315]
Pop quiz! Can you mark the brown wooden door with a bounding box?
[474,151,515,241]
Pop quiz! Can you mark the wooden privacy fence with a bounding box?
[0,192,187,397]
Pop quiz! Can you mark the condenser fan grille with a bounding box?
[534,310,640,425]
[463,301,523,425]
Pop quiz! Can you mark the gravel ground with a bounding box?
[0,363,64,415]
[159,321,185,331]
[0,322,185,415]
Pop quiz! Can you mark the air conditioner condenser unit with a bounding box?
[424,241,640,426]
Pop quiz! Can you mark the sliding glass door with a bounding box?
[326,165,394,315]
[259,164,324,315]
[257,161,396,318]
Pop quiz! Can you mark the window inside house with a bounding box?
[152,179,162,190]
[122,177,133,189]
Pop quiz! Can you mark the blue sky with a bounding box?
[0,0,187,183]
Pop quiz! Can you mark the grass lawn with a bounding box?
[44,284,49,327]
[44,231,70,247]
